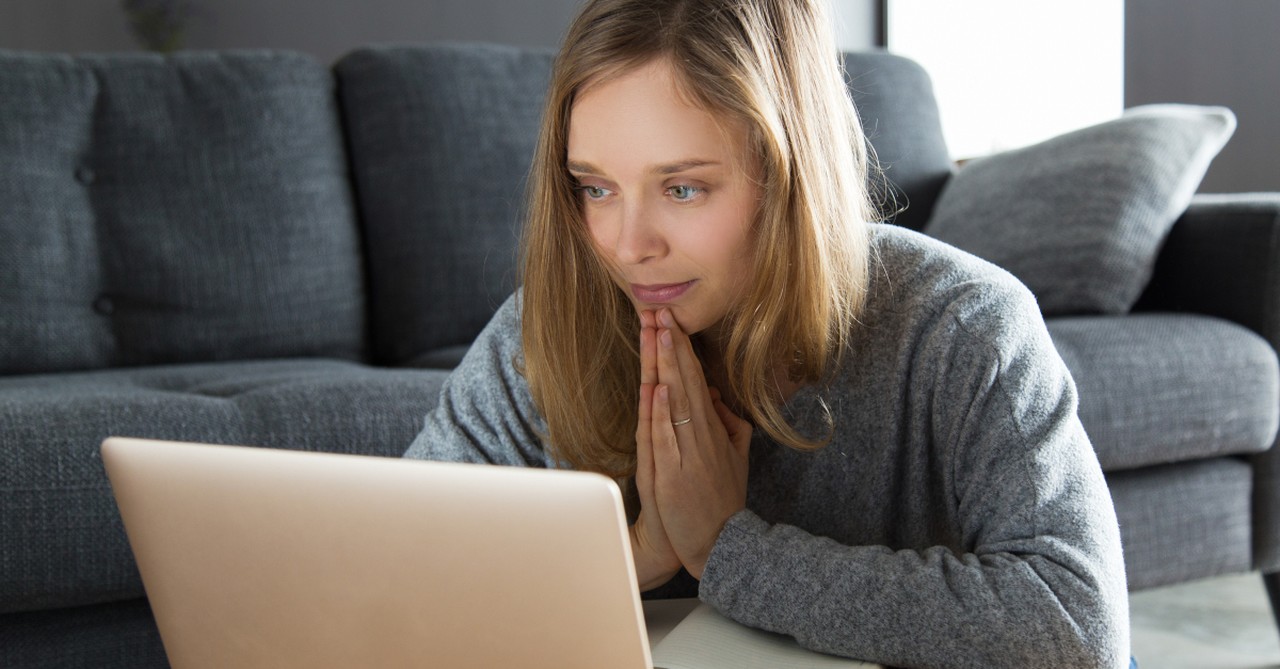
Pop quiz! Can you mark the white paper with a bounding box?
[651,604,881,669]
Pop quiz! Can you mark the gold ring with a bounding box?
[671,417,693,427]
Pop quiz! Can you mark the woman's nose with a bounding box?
[611,200,664,265]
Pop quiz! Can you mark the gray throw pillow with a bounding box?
[925,104,1236,315]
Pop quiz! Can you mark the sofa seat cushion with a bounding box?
[1049,314,1279,471]
[1108,457,1254,590]
[0,359,448,614]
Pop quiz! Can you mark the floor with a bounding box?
[1130,572,1280,668]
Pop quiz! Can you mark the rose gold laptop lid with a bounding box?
[101,437,653,669]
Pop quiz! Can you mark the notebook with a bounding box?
[102,437,879,668]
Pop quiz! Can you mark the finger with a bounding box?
[657,327,700,441]
[713,398,753,459]
[640,323,658,386]
[652,384,681,468]
[704,385,731,443]
[710,397,735,435]
[636,382,655,488]
[658,309,715,440]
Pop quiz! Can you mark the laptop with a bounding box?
[101,437,653,669]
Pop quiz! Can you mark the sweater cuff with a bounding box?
[697,508,770,614]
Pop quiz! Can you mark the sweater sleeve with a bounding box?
[402,293,553,468]
[697,281,1131,669]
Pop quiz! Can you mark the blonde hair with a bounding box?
[520,0,875,479]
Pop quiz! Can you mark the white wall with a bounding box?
[830,0,882,52]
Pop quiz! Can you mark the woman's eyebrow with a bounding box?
[654,159,720,175]
[566,160,602,175]
[565,159,722,176]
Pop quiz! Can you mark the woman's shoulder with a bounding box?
[480,291,524,342]
[446,290,524,374]
[493,290,523,332]
[856,223,1057,376]
[865,222,1039,324]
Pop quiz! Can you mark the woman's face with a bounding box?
[567,57,761,336]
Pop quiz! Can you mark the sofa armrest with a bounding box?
[1135,193,1280,572]
[1135,193,1280,340]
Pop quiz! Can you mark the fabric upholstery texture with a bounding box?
[336,44,553,366]
[840,51,954,232]
[1049,314,1280,471]
[0,50,366,375]
[0,596,165,669]
[1129,194,1280,571]
[1256,448,1280,572]
[0,359,448,613]
[0,598,166,669]
[1108,458,1254,590]
[927,105,1236,316]
[1136,194,1280,337]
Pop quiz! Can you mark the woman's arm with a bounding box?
[697,283,1130,669]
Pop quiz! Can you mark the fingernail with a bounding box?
[660,329,672,349]
[660,309,675,328]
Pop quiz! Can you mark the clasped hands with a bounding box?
[629,308,752,589]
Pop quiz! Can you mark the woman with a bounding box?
[405,0,1130,666]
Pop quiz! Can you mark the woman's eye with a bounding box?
[577,185,611,201]
[668,185,702,202]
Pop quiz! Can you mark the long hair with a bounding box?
[520,0,875,478]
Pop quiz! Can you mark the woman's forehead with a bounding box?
[567,58,752,175]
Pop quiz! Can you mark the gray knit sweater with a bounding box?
[404,223,1130,668]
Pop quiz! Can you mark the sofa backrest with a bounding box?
[336,43,553,368]
[841,51,954,232]
[0,45,951,375]
[0,50,366,376]
[336,44,953,368]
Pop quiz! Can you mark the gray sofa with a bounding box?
[1,43,1277,667]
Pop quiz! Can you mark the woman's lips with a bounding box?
[631,280,695,303]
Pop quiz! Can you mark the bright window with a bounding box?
[886,0,1124,159]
